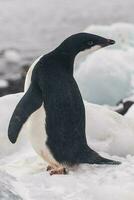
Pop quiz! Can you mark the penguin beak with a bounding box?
[106,39,115,46]
[101,39,115,47]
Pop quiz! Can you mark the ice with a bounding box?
[0,171,23,200]
[0,79,8,88]
[85,23,134,50]
[85,101,134,156]
[3,49,21,64]
[75,23,134,106]
[0,93,28,157]
[125,104,134,119]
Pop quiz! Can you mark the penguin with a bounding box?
[8,33,121,175]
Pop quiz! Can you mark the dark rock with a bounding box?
[0,64,29,97]
[114,98,134,115]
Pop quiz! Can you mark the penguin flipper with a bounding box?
[8,84,43,143]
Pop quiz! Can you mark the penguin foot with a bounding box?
[49,167,67,176]
[46,165,54,171]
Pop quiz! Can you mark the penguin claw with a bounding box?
[46,165,54,171]
[49,167,67,176]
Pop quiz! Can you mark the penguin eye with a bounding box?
[88,41,94,46]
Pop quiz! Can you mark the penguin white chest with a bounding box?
[27,105,58,165]
[27,105,46,154]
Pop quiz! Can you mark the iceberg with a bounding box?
[75,23,134,105]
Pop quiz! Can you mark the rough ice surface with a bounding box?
[75,23,134,105]
[0,171,22,200]
[1,93,134,200]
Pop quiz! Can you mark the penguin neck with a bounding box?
[53,46,79,75]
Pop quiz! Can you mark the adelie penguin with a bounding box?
[8,33,121,175]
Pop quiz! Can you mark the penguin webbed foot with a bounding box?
[46,165,67,175]
[46,165,54,171]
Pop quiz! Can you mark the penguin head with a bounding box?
[57,32,115,56]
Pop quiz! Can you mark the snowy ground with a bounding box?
[1,93,134,200]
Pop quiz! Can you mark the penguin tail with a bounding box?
[81,147,121,165]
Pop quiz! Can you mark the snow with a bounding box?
[1,93,134,199]
[0,79,8,88]
[0,93,27,157]
[85,102,134,156]
[125,104,134,118]
[3,49,21,64]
